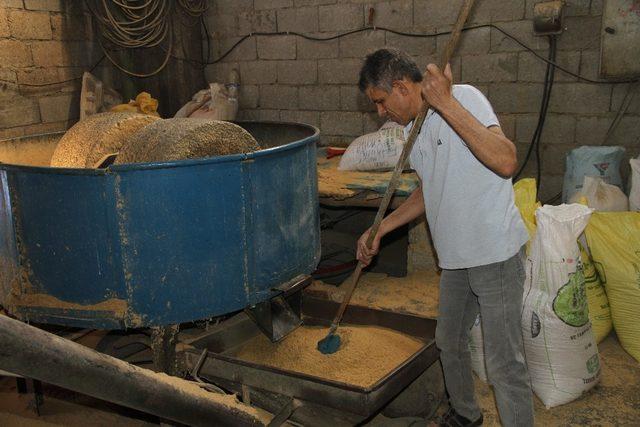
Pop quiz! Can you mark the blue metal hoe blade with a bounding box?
[317,333,341,354]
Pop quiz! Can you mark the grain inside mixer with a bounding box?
[114,118,259,164]
[234,325,423,387]
[49,112,159,168]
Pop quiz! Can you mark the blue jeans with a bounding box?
[435,247,534,427]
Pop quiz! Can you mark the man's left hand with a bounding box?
[421,63,454,112]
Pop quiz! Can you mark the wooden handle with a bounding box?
[328,0,477,331]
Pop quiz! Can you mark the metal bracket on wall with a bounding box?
[533,1,565,35]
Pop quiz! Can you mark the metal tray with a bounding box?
[182,296,438,417]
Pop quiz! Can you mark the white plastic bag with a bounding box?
[630,158,640,211]
[174,83,238,121]
[569,176,629,212]
[338,122,405,171]
[522,204,600,408]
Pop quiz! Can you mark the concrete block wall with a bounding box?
[204,0,640,201]
[0,1,103,140]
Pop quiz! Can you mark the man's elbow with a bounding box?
[498,156,518,178]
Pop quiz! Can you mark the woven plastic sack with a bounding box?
[522,204,600,408]
[562,146,625,203]
[578,238,612,343]
[569,176,628,212]
[585,212,640,362]
[630,158,640,211]
[514,178,541,254]
[338,122,405,171]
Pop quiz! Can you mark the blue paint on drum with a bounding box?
[0,121,320,328]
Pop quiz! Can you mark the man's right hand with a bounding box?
[356,227,382,267]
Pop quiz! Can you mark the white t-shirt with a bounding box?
[405,84,528,270]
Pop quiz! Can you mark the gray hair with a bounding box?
[358,48,423,93]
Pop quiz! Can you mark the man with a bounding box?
[356,49,534,427]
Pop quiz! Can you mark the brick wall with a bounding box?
[0,1,102,140]
[204,0,640,201]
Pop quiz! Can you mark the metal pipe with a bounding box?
[0,315,266,427]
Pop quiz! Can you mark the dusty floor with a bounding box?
[1,271,638,426]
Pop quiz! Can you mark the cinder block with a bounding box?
[574,115,613,145]
[238,10,277,34]
[277,60,317,84]
[31,41,96,67]
[213,0,253,15]
[385,31,436,57]
[541,143,578,176]
[205,61,240,84]
[515,113,576,145]
[213,37,257,62]
[518,50,580,82]
[339,30,386,58]
[556,16,602,51]
[0,95,40,128]
[564,0,592,17]
[23,119,70,136]
[0,40,32,67]
[297,34,339,59]
[254,0,293,10]
[364,0,413,31]
[537,173,564,204]
[9,10,52,40]
[319,4,363,32]
[318,58,363,84]
[607,116,640,147]
[321,111,363,136]
[496,113,516,140]
[0,0,25,9]
[548,83,612,114]
[363,112,385,133]
[437,26,490,56]
[277,7,318,33]
[239,84,259,109]
[413,55,462,82]
[611,84,640,114]
[279,110,320,127]
[24,0,62,11]
[238,108,280,121]
[209,14,239,37]
[17,68,59,85]
[490,20,547,53]
[591,0,604,16]
[488,82,545,113]
[461,52,518,83]
[340,85,374,111]
[413,0,464,31]
[578,50,601,82]
[239,61,277,84]
[0,8,9,38]
[299,85,340,110]
[295,0,336,6]
[470,0,525,23]
[257,35,296,59]
[39,92,78,122]
[260,84,298,109]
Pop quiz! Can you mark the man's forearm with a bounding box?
[438,99,517,178]
[379,187,426,237]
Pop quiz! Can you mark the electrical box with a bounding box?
[533,1,564,35]
[600,0,640,79]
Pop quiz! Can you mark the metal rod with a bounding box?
[327,0,478,333]
[0,315,266,427]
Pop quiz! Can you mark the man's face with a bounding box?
[365,81,414,126]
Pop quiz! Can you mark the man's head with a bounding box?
[358,49,424,126]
